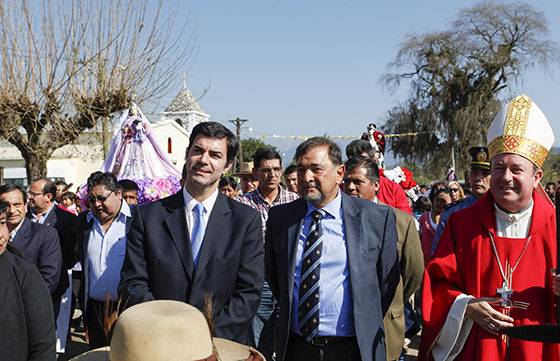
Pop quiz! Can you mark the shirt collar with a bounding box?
[10,218,25,240]
[183,186,219,215]
[494,200,533,224]
[305,190,342,220]
[87,200,130,223]
[255,186,283,205]
[31,203,55,221]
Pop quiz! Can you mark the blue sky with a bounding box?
[149,0,560,160]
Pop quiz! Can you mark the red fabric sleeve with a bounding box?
[377,176,412,214]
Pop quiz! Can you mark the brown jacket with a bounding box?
[382,205,424,360]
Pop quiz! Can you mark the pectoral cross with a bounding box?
[493,262,530,345]
[497,281,514,309]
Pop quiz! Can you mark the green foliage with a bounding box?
[241,138,277,163]
[382,1,558,177]
[542,151,560,184]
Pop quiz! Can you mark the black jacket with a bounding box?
[0,248,56,361]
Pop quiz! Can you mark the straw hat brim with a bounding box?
[69,347,110,361]
[68,340,266,361]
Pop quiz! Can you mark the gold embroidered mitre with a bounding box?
[487,94,555,168]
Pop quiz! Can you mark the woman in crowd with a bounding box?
[447,180,465,203]
[419,188,452,265]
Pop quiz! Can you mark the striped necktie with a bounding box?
[298,209,325,341]
[191,203,206,268]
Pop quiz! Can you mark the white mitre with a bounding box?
[487,94,554,167]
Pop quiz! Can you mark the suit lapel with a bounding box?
[287,199,307,301]
[11,219,31,249]
[195,194,231,274]
[44,208,57,227]
[163,192,194,280]
[341,193,362,277]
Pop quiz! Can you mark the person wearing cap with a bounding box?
[429,146,492,259]
[0,201,57,361]
[69,300,265,361]
[420,95,560,360]
[236,161,259,194]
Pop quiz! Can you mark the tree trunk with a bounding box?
[24,152,48,185]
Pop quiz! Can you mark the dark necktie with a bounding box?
[298,209,325,341]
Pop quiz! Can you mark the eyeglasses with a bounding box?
[87,191,113,204]
[28,191,45,197]
[449,188,460,193]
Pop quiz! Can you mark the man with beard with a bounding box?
[265,137,399,361]
[430,146,491,257]
[119,121,264,345]
[237,147,299,345]
[420,95,560,360]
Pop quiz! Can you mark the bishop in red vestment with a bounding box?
[420,191,559,360]
[420,94,559,361]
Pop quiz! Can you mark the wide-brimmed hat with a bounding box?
[70,300,265,361]
[234,161,254,177]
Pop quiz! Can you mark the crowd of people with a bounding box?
[1,94,560,361]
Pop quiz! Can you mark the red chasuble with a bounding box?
[419,191,560,361]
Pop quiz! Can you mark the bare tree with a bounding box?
[0,0,195,182]
[381,1,559,178]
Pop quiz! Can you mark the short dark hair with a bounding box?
[219,176,238,190]
[181,163,188,180]
[54,180,67,187]
[60,191,76,202]
[346,139,376,159]
[413,196,432,213]
[0,183,27,203]
[546,182,556,188]
[188,121,238,165]
[284,164,297,177]
[87,172,120,193]
[253,148,282,169]
[344,157,380,183]
[34,178,57,200]
[118,179,139,192]
[295,137,342,166]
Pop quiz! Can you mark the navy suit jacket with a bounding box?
[28,205,78,297]
[0,248,56,361]
[11,218,62,295]
[265,193,400,361]
[118,191,264,345]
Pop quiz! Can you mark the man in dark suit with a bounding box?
[28,179,78,310]
[119,121,264,345]
[0,201,56,361]
[265,137,400,361]
[0,184,62,295]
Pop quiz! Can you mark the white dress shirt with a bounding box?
[182,187,219,242]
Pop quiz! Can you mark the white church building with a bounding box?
[0,87,209,187]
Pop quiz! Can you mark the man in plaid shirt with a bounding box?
[237,147,299,348]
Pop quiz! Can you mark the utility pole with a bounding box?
[228,118,248,173]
